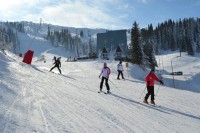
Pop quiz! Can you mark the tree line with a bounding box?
[141,18,200,55]
[46,26,95,57]
[0,22,22,54]
[130,18,200,70]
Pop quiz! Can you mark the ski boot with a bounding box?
[143,99,148,104]
[150,100,155,105]
[98,89,103,93]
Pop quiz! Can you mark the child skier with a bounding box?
[117,61,124,80]
[99,63,111,93]
[144,69,163,105]
[50,57,62,74]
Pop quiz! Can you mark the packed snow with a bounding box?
[0,24,200,133]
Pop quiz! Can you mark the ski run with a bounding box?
[0,50,200,133]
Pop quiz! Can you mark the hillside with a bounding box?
[0,49,199,133]
[0,22,200,133]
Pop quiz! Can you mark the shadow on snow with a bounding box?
[110,93,200,121]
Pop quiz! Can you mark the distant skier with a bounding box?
[144,69,163,105]
[1,49,6,55]
[117,61,124,80]
[50,57,62,74]
[99,63,111,93]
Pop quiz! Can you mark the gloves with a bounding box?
[160,80,164,85]
[147,81,150,85]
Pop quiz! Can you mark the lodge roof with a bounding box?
[115,46,122,52]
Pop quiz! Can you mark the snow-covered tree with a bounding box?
[131,21,146,69]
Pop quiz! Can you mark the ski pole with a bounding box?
[60,67,67,74]
[109,79,120,90]
[155,84,161,96]
[139,87,146,99]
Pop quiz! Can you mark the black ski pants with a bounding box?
[117,70,124,79]
[100,77,110,91]
[144,86,154,101]
[50,65,62,74]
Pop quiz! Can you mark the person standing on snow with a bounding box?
[50,57,62,74]
[144,69,163,105]
[117,61,124,80]
[99,63,111,93]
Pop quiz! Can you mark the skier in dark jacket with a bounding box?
[99,63,111,93]
[144,69,163,105]
[50,57,62,74]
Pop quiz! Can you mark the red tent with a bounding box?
[22,50,34,64]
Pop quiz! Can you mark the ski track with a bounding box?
[62,62,143,132]
[1,53,200,133]
[31,69,94,132]
[0,67,28,133]
[36,63,136,132]
[46,61,200,132]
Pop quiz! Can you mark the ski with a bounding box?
[149,104,161,108]
[98,91,111,94]
[50,71,61,75]
[104,92,111,94]
[143,102,161,107]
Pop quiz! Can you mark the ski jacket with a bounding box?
[54,59,61,67]
[117,64,124,71]
[100,67,111,78]
[145,73,161,86]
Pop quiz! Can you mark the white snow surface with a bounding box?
[0,27,200,133]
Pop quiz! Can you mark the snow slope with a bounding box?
[0,49,199,133]
[0,23,200,133]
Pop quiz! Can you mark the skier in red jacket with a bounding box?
[144,69,163,105]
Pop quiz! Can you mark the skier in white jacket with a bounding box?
[117,61,124,80]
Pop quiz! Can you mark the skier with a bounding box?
[117,61,124,80]
[1,49,6,55]
[99,63,111,93]
[50,57,62,74]
[143,69,163,105]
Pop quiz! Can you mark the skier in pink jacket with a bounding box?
[144,69,163,105]
[99,63,111,93]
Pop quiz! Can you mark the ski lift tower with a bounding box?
[22,18,42,65]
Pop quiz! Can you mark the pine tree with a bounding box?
[89,38,93,53]
[131,21,146,69]
[143,40,158,69]
[47,25,51,40]
[80,30,84,37]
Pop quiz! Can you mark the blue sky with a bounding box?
[0,0,199,29]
